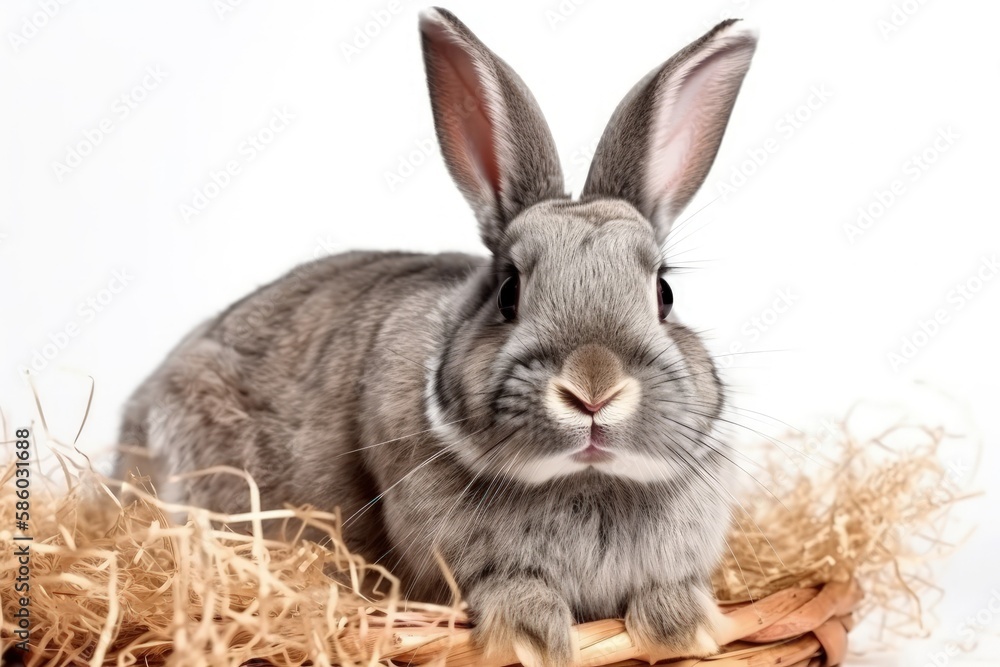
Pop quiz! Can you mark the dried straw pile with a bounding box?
[0,419,969,667]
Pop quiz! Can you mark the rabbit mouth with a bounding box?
[571,443,614,465]
[570,425,614,464]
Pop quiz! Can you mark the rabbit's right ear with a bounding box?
[420,8,565,253]
[582,20,757,245]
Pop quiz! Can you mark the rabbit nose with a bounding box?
[555,382,613,415]
[545,344,642,427]
[546,376,640,427]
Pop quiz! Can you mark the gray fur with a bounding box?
[116,10,757,666]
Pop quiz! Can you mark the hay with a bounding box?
[0,417,971,667]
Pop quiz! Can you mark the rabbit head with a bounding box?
[420,8,757,486]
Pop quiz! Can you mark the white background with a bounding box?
[1,0,998,664]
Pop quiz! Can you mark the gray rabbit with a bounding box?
[115,8,757,666]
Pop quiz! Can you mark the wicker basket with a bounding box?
[343,579,863,667]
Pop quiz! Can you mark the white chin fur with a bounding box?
[509,448,681,485]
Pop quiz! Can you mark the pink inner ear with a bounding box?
[431,34,501,198]
[647,45,752,227]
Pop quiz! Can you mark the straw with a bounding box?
[0,419,970,666]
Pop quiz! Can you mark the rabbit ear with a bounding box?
[420,7,565,252]
[581,20,757,244]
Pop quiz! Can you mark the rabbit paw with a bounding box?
[469,575,577,667]
[625,581,724,660]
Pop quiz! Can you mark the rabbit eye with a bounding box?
[657,278,673,320]
[498,273,519,321]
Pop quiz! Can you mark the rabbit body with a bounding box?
[118,251,471,556]
[118,9,758,666]
[119,240,728,664]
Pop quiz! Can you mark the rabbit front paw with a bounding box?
[468,573,577,667]
[625,580,723,660]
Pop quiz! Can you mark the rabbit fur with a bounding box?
[115,8,758,666]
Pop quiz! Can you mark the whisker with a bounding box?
[403,428,521,598]
[344,426,488,528]
[330,412,486,459]
[660,400,828,469]
[659,423,787,570]
[660,196,719,256]
[385,347,432,372]
[637,426,763,609]
[654,411,793,519]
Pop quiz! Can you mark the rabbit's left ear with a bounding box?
[582,20,757,244]
[420,7,565,253]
